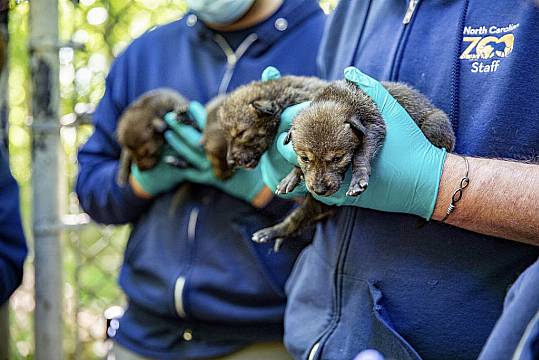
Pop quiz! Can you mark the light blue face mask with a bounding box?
[187,0,256,25]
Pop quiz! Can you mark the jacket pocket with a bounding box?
[316,277,423,360]
[284,244,335,360]
[367,281,423,360]
[120,196,195,318]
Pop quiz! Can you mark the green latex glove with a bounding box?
[133,102,265,202]
[259,66,306,199]
[260,103,308,200]
[262,67,447,219]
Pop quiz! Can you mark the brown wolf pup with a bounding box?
[116,89,191,185]
[116,90,231,185]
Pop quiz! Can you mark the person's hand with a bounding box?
[264,67,447,219]
[132,102,265,203]
[130,102,206,197]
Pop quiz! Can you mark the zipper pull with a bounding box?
[308,342,320,360]
[403,0,419,24]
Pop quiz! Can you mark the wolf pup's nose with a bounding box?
[313,186,328,196]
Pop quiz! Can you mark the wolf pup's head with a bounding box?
[117,106,167,171]
[117,89,191,171]
[218,83,281,169]
[286,101,366,196]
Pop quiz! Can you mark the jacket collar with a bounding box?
[185,0,322,54]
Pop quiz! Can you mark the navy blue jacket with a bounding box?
[284,1,539,360]
[75,1,325,358]
[478,257,539,360]
[0,147,27,305]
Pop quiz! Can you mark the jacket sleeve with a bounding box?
[75,54,152,225]
[0,148,27,305]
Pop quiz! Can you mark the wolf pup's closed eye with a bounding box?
[251,79,456,249]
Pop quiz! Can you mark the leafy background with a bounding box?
[6,0,338,358]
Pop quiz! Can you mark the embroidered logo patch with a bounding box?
[460,23,519,73]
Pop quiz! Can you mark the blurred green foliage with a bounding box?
[6,0,338,358]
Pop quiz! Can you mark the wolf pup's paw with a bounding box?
[346,179,368,196]
[276,171,302,195]
[252,226,287,252]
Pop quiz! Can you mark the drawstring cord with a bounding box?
[213,33,258,95]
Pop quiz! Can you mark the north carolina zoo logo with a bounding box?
[460,23,519,73]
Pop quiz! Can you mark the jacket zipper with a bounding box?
[213,33,258,95]
[308,206,357,360]
[174,207,199,318]
[307,342,320,360]
[391,0,421,82]
[402,0,419,24]
[312,2,422,356]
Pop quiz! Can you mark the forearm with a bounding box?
[432,153,539,245]
[251,186,274,208]
[76,161,152,224]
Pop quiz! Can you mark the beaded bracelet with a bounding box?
[441,156,470,223]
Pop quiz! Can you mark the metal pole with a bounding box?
[30,0,63,358]
[0,304,8,360]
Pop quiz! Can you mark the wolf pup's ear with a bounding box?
[345,115,367,136]
[252,100,278,116]
[283,128,293,145]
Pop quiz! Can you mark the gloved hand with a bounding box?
[260,103,310,200]
[130,102,205,196]
[258,67,308,199]
[132,101,265,203]
[261,66,447,220]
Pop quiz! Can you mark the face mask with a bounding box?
[187,0,256,25]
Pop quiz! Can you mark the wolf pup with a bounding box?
[117,89,232,184]
[251,79,456,247]
[116,88,192,185]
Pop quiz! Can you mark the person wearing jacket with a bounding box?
[75,0,325,359]
[478,257,539,360]
[257,1,539,359]
[0,146,27,305]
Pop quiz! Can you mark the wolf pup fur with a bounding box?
[201,95,234,180]
[252,79,456,247]
[116,89,231,185]
[218,76,328,170]
[116,88,191,185]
